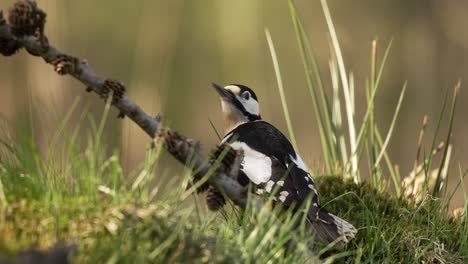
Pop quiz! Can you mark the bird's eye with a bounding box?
[242,92,250,100]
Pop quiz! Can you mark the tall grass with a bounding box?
[284,0,461,201]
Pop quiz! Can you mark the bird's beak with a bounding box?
[212,83,234,102]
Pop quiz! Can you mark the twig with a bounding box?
[0,0,248,208]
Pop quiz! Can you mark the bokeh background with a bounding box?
[0,0,467,207]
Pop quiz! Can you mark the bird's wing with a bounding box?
[222,121,320,207]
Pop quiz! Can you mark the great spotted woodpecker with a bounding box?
[210,83,357,245]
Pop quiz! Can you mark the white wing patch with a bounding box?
[290,154,309,172]
[230,141,272,185]
[265,180,275,193]
[279,191,289,202]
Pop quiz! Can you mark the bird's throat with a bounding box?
[221,100,248,134]
[223,114,246,135]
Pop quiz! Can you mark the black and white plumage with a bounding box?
[211,83,357,245]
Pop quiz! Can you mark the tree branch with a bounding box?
[0,1,248,208]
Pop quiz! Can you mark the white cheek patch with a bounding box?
[237,96,259,116]
[230,142,272,185]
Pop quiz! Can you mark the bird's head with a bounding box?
[212,83,261,133]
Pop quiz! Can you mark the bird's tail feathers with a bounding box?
[307,207,357,246]
[327,212,357,242]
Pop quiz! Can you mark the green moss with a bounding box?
[1,176,465,263]
[0,199,241,263]
[316,176,467,263]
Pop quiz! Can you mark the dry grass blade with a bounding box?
[415,115,429,168]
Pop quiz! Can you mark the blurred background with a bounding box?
[0,0,466,207]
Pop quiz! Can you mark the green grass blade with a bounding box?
[330,57,348,166]
[265,28,299,151]
[320,0,357,176]
[95,92,114,155]
[375,128,401,195]
[302,27,338,164]
[433,82,460,196]
[373,82,406,168]
[423,90,449,180]
[445,167,467,208]
[351,40,393,166]
[289,1,334,172]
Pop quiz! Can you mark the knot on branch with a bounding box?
[0,36,22,56]
[206,186,225,211]
[156,128,201,164]
[8,0,46,37]
[51,54,80,75]
[102,79,126,102]
[204,144,244,210]
[102,79,126,118]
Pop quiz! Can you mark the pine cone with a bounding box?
[0,37,21,56]
[209,144,238,174]
[8,0,46,36]
[206,186,225,211]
